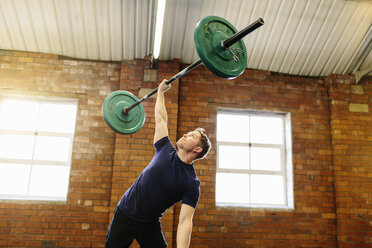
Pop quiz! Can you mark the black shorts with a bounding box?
[105,207,167,248]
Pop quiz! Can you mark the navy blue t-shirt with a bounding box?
[118,136,200,222]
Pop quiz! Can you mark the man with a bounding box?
[105,79,211,248]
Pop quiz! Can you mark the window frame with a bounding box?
[0,94,78,202]
[215,109,294,210]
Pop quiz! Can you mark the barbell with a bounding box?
[102,16,264,134]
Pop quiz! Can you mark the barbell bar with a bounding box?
[102,16,264,134]
[122,59,203,114]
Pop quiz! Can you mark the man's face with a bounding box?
[176,131,201,153]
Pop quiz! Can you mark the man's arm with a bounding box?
[154,79,171,144]
[177,204,195,248]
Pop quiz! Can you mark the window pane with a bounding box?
[0,134,35,159]
[38,102,77,133]
[251,174,285,205]
[34,136,71,161]
[216,173,249,204]
[217,113,249,142]
[0,163,30,195]
[218,145,249,170]
[0,99,39,131]
[29,165,69,197]
[251,147,281,171]
[250,116,283,144]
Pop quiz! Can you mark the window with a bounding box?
[216,109,293,209]
[0,96,78,201]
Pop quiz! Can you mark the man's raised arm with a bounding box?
[154,79,171,144]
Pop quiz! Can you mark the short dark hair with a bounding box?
[194,127,212,160]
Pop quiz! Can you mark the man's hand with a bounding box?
[158,79,171,94]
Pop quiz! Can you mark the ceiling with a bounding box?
[0,0,371,80]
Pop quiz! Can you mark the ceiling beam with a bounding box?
[345,23,372,83]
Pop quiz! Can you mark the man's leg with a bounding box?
[105,207,135,248]
[135,221,167,248]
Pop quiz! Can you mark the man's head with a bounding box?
[176,127,212,161]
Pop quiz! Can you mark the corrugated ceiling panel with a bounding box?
[110,0,122,61]
[0,0,26,51]
[254,0,281,71]
[55,0,75,57]
[254,0,282,70]
[246,0,272,69]
[180,0,202,63]
[161,0,180,60]
[211,0,229,19]
[139,0,151,59]
[289,0,334,75]
[270,0,308,73]
[43,0,63,55]
[170,0,187,60]
[82,0,99,59]
[122,0,152,60]
[14,0,38,52]
[311,1,356,76]
[322,3,370,75]
[279,0,316,74]
[123,0,135,59]
[0,0,371,77]
[299,0,342,75]
[335,4,372,75]
[96,0,111,61]
[224,0,242,27]
[69,0,88,59]
[259,0,293,72]
[0,2,12,49]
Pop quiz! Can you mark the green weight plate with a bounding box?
[102,91,145,134]
[194,16,247,79]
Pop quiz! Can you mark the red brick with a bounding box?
[1,51,371,247]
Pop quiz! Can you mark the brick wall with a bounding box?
[327,75,372,248]
[177,66,338,247]
[0,50,371,247]
[0,50,120,247]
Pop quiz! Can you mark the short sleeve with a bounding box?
[154,136,170,151]
[182,179,201,209]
